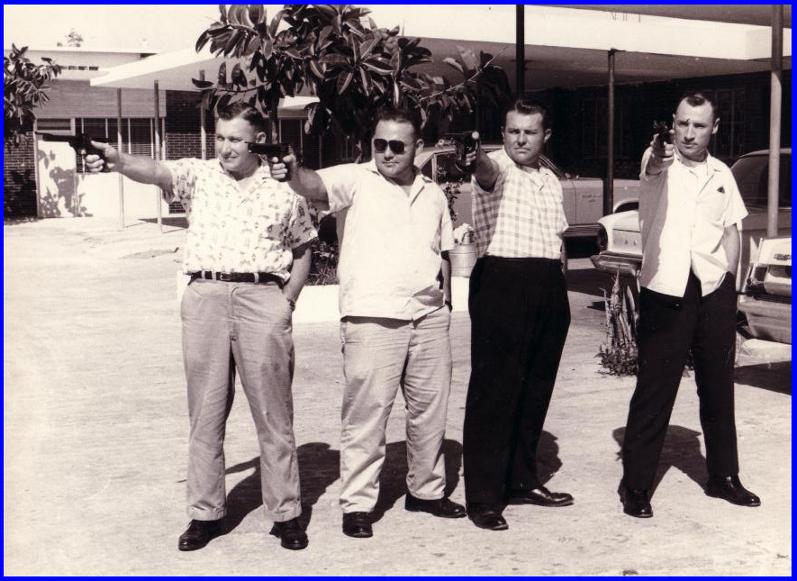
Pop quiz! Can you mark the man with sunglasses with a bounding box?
[84,103,316,551]
[273,106,465,538]
[460,99,572,531]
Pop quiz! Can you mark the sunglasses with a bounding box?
[373,139,409,155]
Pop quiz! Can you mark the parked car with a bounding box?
[415,142,640,237]
[738,236,791,344]
[591,148,793,289]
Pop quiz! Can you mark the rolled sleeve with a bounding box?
[639,148,667,184]
[440,200,455,252]
[287,194,319,249]
[317,163,358,213]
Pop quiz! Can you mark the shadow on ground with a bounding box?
[734,361,791,395]
[613,425,709,495]
[141,216,188,229]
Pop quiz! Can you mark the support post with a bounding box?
[153,80,162,232]
[605,49,616,216]
[199,70,207,161]
[116,88,125,229]
[767,5,783,238]
[516,4,525,98]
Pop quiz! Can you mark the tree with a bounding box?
[194,4,510,160]
[4,44,62,146]
[56,29,84,48]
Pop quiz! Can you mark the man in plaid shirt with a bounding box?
[461,99,573,531]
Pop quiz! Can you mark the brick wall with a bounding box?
[165,91,214,160]
[4,134,38,218]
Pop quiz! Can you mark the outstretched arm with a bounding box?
[270,153,329,204]
[86,140,172,191]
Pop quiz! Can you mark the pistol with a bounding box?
[653,121,672,145]
[37,132,110,172]
[248,142,291,158]
[444,131,480,171]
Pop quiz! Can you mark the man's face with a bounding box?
[214,116,264,177]
[372,120,421,184]
[502,111,551,167]
[673,100,718,162]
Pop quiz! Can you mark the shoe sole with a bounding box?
[506,498,574,507]
[468,517,509,531]
[705,490,761,507]
[405,506,467,518]
[342,529,373,538]
[622,507,653,518]
[178,542,209,551]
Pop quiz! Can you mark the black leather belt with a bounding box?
[190,271,283,286]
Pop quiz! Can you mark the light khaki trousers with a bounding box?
[180,278,301,522]
[339,307,452,513]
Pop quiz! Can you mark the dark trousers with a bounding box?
[463,256,571,507]
[622,271,740,491]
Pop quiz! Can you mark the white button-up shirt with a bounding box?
[471,148,568,259]
[318,160,454,320]
[163,158,317,280]
[638,148,748,297]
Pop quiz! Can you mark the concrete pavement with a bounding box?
[4,218,791,575]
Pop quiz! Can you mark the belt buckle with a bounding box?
[218,272,232,282]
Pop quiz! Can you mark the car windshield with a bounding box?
[731,153,791,209]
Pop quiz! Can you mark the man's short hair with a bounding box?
[375,106,422,139]
[216,102,266,133]
[503,99,551,130]
[678,91,718,122]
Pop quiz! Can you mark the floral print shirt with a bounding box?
[163,158,317,280]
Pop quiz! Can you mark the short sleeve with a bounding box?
[471,149,510,196]
[639,147,666,184]
[723,173,749,227]
[161,158,198,207]
[440,194,455,252]
[287,194,319,249]
[317,163,360,213]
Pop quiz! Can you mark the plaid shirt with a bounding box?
[471,148,568,259]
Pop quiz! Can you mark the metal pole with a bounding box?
[516,5,525,98]
[116,88,125,229]
[199,70,207,161]
[767,5,782,238]
[153,80,162,232]
[606,49,616,216]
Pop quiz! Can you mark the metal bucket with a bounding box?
[450,242,477,277]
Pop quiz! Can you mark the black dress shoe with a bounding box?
[405,493,467,518]
[705,475,761,507]
[178,519,221,551]
[467,505,508,531]
[618,482,653,518]
[508,485,574,507]
[342,512,373,538]
[269,517,309,550]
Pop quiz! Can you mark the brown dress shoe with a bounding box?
[705,475,761,507]
[508,485,574,507]
[405,494,467,518]
[467,505,509,531]
[270,517,309,550]
[342,511,373,538]
[178,519,221,551]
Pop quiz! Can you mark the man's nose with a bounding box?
[684,125,696,140]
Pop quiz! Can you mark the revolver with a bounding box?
[444,131,480,171]
[652,121,672,145]
[37,132,111,172]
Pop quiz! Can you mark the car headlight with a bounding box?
[597,225,608,252]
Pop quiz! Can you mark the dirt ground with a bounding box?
[4,218,791,576]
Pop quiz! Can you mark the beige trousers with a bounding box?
[180,278,301,522]
[339,307,452,513]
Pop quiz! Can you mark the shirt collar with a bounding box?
[213,158,271,181]
[674,148,723,174]
[363,158,431,194]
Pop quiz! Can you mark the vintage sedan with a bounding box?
[591,148,792,286]
[415,142,640,238]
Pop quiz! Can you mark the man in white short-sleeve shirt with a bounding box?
[275,107,465,538]
[86,103,315,551]
[618,92,761,519]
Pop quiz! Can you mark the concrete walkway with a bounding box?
[4,218,791,575]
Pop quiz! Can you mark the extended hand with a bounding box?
[85,140,119,173]
[270,147,297,182]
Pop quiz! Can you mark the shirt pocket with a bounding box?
[697,186,728,226]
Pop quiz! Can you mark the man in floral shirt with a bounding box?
[86,103,316,551]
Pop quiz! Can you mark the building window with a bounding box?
[35,118,74,133]
[74,117,165,172]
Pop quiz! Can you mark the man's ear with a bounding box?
[255,131,267,144]
[712,117,720,135]
[543,128,552,144]
[415,138,424,155]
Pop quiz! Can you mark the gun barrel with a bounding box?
[248,142,290,156]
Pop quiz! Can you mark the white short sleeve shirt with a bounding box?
[638,148,748,297]
[317,160,454,320]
